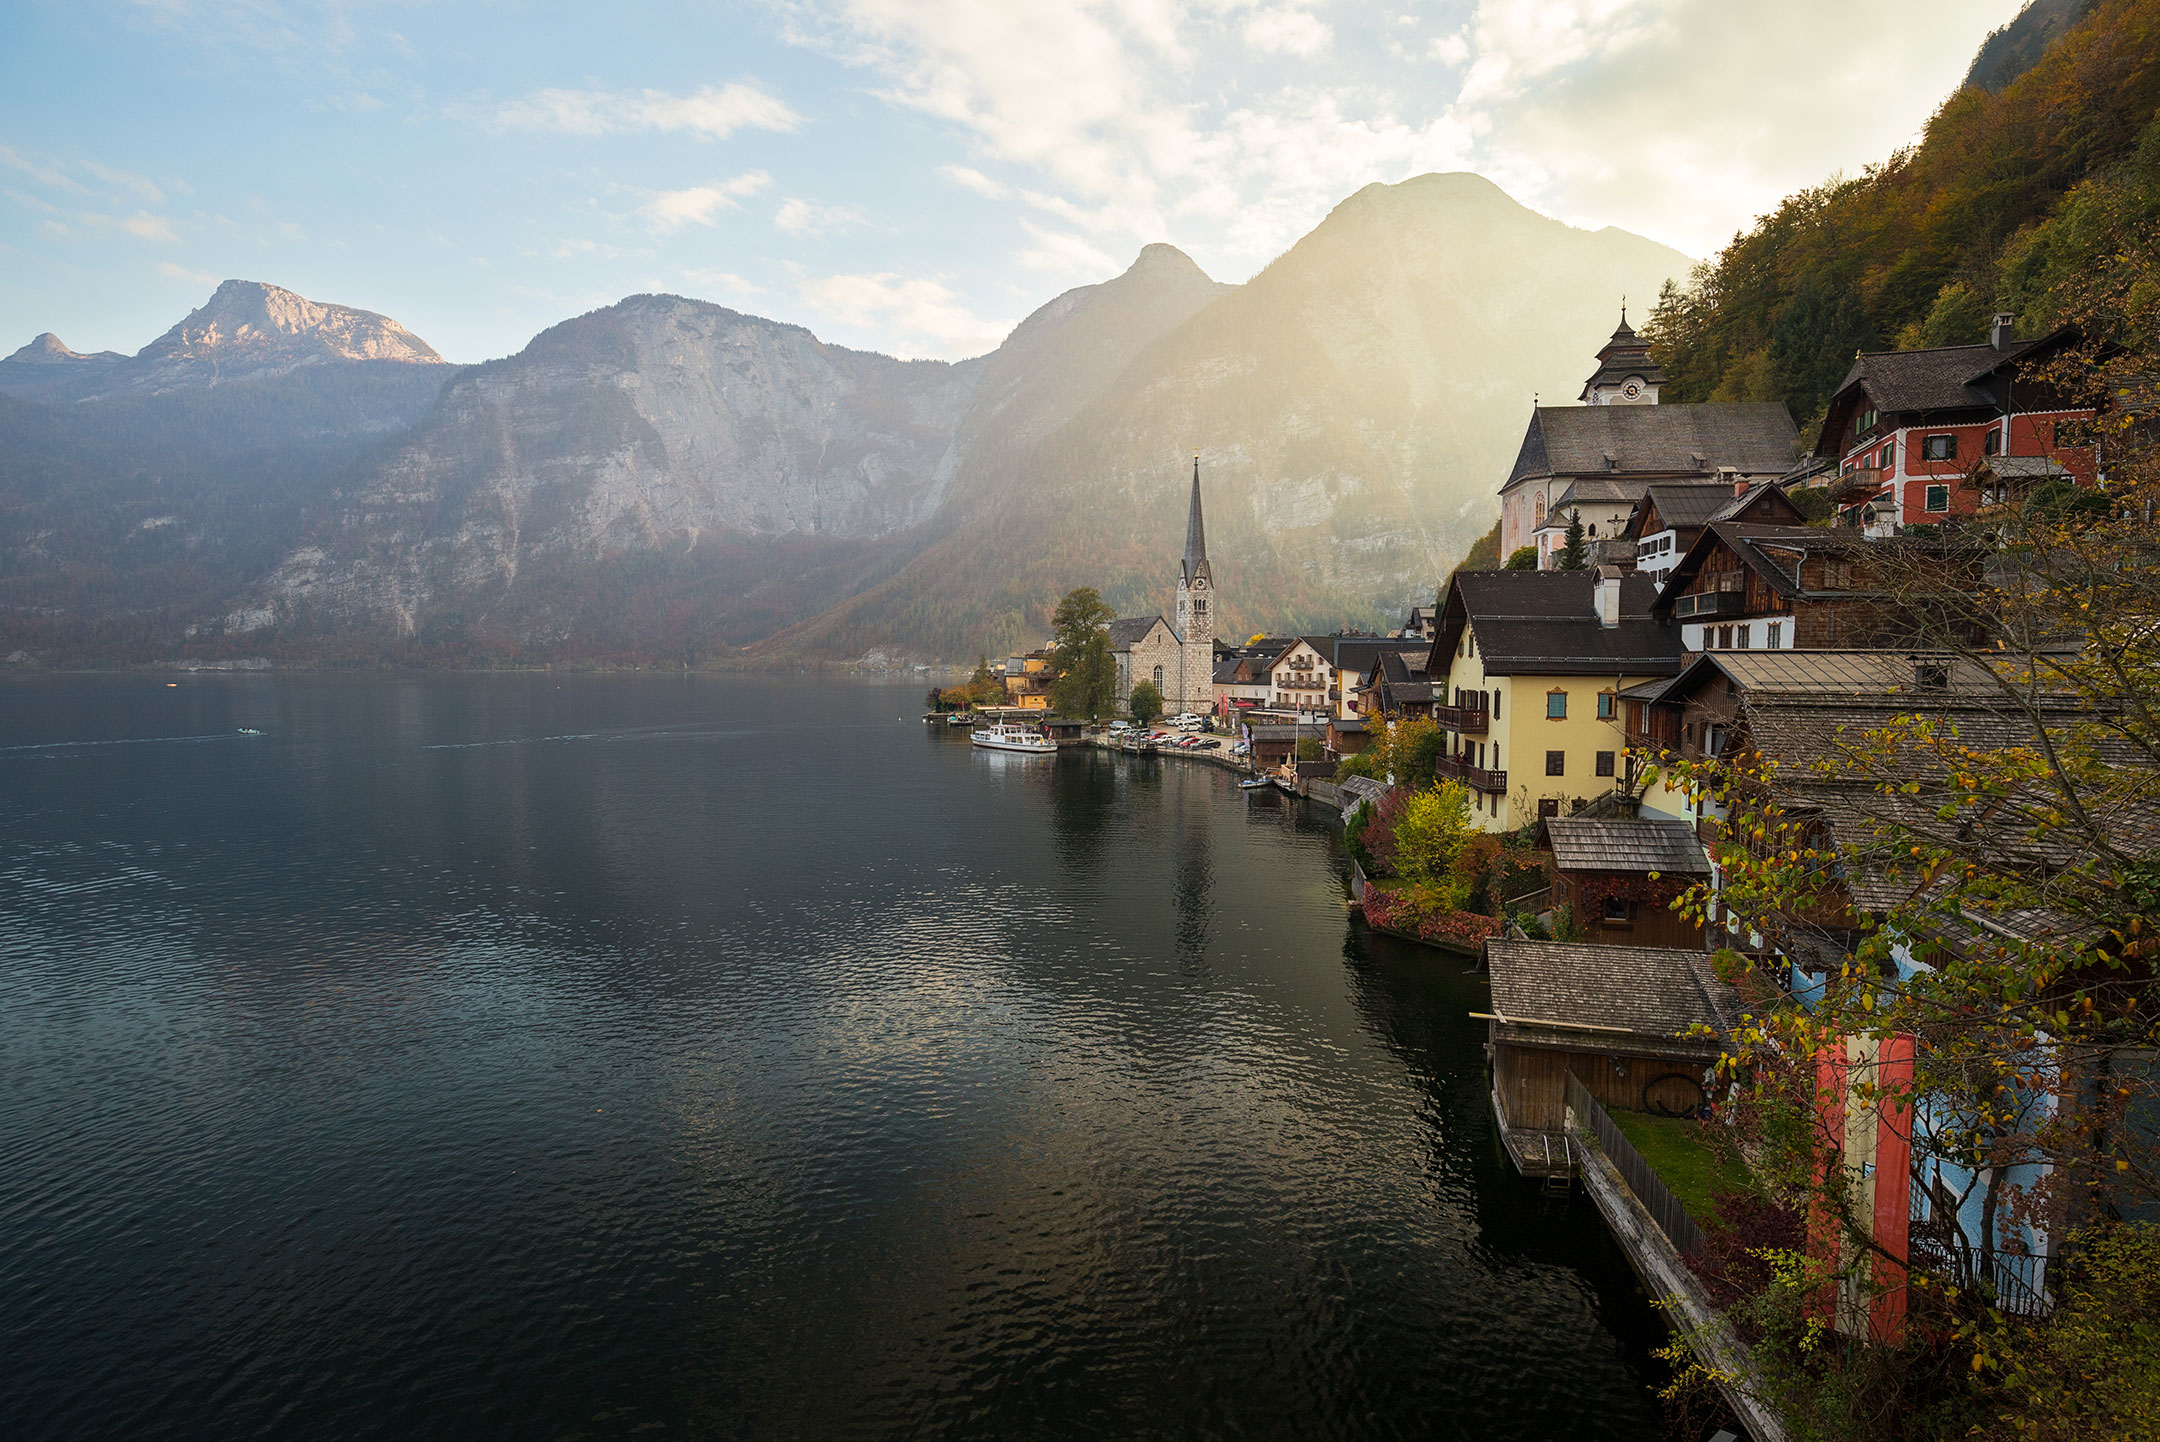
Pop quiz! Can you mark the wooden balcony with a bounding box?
[1434,703,1489,735]
[1435,756,1507,793]
[1673,588,1747,620]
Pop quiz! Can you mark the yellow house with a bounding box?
[1004,651,1054,710]
[1424,567,1684,832]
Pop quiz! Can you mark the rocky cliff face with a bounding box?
[4,177,1697,664]
[242,296,984,638]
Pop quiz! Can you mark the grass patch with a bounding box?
[1610,1110,1754,1228]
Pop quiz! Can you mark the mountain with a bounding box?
[0,282,455,660]
[0,279,446,406]
[762,173,1690,661]
[1963,0,2094,93]
[3,179,1689,665]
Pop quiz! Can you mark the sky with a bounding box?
[1,0,2031,365]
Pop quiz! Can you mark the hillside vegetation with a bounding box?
[1646,0,2160,432]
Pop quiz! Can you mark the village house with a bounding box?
[1353,648,1438,723]
[1327,636,1430,720]
[1623,478,1803,589]
[1815,318,2096,535]
[1002,650,1054,709]
[1497,317,1800,566]
[1543,816,1710,950]
[1426,568,1684,832]
[1649,520,1903,655]
[1264,638,1335,722]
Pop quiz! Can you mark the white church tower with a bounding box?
[1578,306,1666,405]
[1173,454,1215,711]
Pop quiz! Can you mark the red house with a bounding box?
[1814,318,2095,534]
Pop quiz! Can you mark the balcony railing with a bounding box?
[1434,703,1489,735]
[1673,588,1747,620]
[1827,466,1888,503]
[1435,756,1507,793]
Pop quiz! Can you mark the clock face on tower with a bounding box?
[1622,380,1642,399]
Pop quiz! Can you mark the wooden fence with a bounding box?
[1567,1071,1707,1256]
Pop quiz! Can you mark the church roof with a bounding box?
[1107,615,1170,650]
[1181,455,1210,585]
[1503,403,1798,492]
[1577,314,1668,400]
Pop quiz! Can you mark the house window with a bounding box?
[1735,624,1750,649]
[1492,691,1500,720]
[1595,750,1615,777]
[1984,429,2002,457]
[1537,798,1561,819]
[1767,621,1783,648]
[1546,690,1567,719]
[1921,434,1957,461]
[1716,625,1732,648]
[1878,443,1894,469]
[1597,691,1617,720]
[1601,895,1632,923]
[1980,481,2008,507]
[1925,484,1951,513]
[1545,750,1565,776]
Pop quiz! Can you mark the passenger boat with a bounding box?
[971,723,1057,754]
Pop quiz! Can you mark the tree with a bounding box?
[1128,678,1164,724]
[1505,545,1540,570]
[1555,509,1588,570]
[1294,736,1324,762]
[1390,782,1475,884]
[1048,587,1117,718]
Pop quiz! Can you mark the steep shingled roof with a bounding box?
[1503,403,1798,492]
[1432,570,1683,677]
[1486,940,1742,1042]
[1546,818,1710,875]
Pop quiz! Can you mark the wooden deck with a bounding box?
[1492,1084,1573,1180]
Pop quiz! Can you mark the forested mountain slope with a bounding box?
[1647,0,2160,430]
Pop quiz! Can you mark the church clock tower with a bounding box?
[1173,454,1215,712]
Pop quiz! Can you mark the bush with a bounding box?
[1294,736,1324,762]
[1128,678,1164,724]
[1391,782,1475,884]
[1505,546,1539,570]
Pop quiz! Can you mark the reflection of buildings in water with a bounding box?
[1047,750,1119,872]
[1170,770,1215,975]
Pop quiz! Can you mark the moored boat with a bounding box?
[971,723,1057,754]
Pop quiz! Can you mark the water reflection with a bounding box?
[0,676,1669,1442]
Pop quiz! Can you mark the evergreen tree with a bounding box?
[1555,510,1588,570]
[1128,678,1164,724]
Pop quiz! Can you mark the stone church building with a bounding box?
[1110,458,1218,714]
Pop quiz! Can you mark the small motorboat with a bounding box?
[1237,776,1270,790]
[236,728,264,736]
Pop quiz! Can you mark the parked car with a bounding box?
[1197,739,1222,750]
[1107,719,1130,732]
[1229,740,1251,757]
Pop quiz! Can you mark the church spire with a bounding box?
[1182,451,1209,584]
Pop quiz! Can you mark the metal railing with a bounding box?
[1567,1072,1707,1256]
[1907,1210,2055,1318]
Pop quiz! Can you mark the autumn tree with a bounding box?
[1048,587,1117,718]
[1128,678,1164,724]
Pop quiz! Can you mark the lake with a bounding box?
[0,674,1669,1440]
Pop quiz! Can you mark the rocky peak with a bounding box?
[138,279,446,369]
[5,333,123,366]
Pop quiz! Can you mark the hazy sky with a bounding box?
[2,0,2028,364]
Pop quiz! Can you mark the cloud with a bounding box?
[1015,219,1115,275]
[1243,8,1331,58]
[684,268,764,298]
[157,260,217,285]
[639,171,772,232]
[122,211,178,242]
[797,271,1011,358]
[1428,31,1470,66]
[489,82,800,140]
[938,164,1007,199]
[0,144,87,194]
[773,197,866,235]
[81,160,166,205]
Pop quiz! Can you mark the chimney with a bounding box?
[1594,565,1622,628]
[1719,466,1745,498]
[1991,312,2015,350]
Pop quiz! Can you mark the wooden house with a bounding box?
[1623,478,1803,589]
[1650,521,1892,655]
[1544,817,1710,949]
[1482,939,1742,1178]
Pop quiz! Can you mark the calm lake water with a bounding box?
[0,674,1670,1441]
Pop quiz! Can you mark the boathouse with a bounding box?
[1544,817,1710,949]
[1481,939,1741,1178]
